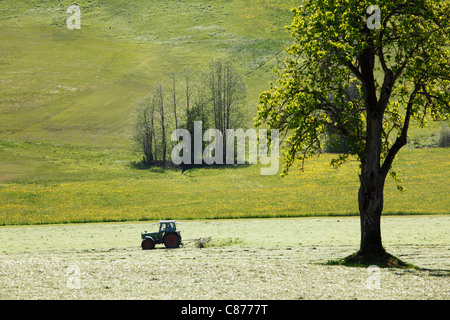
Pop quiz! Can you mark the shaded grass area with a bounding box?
[326,252,418,269]
[0,140,448,225]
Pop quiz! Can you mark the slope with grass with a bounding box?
[0,0,294,146]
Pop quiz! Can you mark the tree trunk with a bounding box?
[356,105,387,258]
[358,170,386,256]
[354,42,388,258]
[173,78,178,135]
[159,85,166,169]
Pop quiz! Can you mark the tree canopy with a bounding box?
[257,0,449,173]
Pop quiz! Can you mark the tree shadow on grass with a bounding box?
[325,251,419,269]
[128,160,179,173]
[129,160,251,174]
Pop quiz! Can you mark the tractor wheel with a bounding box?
[141,237,155,250]
[164,233,181,248]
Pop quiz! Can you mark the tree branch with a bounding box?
[381,82,421,177]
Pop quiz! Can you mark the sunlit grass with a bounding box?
[0,141,448,225]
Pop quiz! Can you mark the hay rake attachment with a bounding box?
[182,237,211,248]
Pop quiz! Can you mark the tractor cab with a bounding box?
[159,220,176,233]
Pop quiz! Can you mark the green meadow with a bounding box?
[0,139,448,225]
[0,0,448,226]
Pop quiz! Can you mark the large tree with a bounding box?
[256,0,449,265]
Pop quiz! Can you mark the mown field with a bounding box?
[0,217,448,299]
[0,0,448,301]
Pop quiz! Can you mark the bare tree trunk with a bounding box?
[143,110,153,165]
[158,85,166,169]
[210,67,218,130]
[217,61,223,133]
[184,71,191,114]
[151,101,157,162]
[171,73,178,136]
[225,63,231,130]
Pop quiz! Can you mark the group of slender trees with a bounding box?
[131,58,247,168]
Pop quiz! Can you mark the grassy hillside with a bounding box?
[0,0,295,146]
[0,0,448,225]
[1,0,446,146]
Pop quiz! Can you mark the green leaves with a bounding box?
[255,0,450,176]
